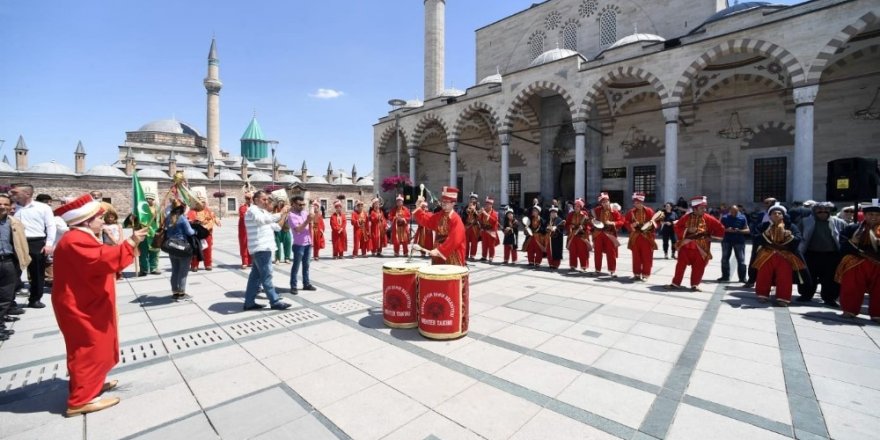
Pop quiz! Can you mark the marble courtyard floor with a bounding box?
[1,224,879,440]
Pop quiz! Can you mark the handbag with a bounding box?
[161,236,192,257]
[150,228,166,249]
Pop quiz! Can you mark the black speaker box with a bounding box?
[826,158,879,202]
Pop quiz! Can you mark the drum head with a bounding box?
[418,264,469,277]
[383,261,427,272]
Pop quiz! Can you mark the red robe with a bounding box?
[592,206,625,273]
[479,208,500,260]
[624,206,657,277]
[311,216,326,258]
[351,211,370,255]
[330,212,348,256]
[390,206,412,255]
[369,208,386,254]
[672,212,725,287]
[52,228,135,407]
[237,203,251,266]
[414,208,466,266]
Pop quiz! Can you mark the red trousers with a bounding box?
[672,247,708,287]
[466,228,479,258]
[353,230,368,256]
[481,231,496,260]
[593,233,618,273]
[238,229,250,266]
[755,253,793,302]
[569,237,589,270]
[504,245,518,263]
[527,237,544,265]
[839,260,880,318]
[313,244,321,259]
[332,232,347,258]
[392,228,410,256]
[191,234,212,269]
[630,239,654,277]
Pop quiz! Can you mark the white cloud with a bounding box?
[309,88,345,99]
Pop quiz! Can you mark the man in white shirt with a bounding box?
[9,184,56,308]
[243,190,291,311]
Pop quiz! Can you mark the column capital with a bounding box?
[661,106,679,124]
[498,131,511,146]
[793,84,820,106]
[407,141,419,150]
[447,137,459,152]
[573,120,588,135]
[407,147,416,158]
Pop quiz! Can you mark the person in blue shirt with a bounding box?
[164,200,195,301]
[718,205,750,283]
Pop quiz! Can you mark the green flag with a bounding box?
[132,171,153,230]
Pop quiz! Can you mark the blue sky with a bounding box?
[0,0,804,175]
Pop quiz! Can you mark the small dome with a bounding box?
[248,171,273,182]
[85,165,127,177]
[214,170,242,182]
[529,48,584,67]
[402,99,423,108]
[137,119,202,137]
[28,161,75,175]
[702,2,779,26]
[608,33,666,49]
[0,161,17,173]
[478,73,503,85]
[137,168,171,180]
[278,174,302,184]
[357,177,374,186]
[438,87,465,97]
[182,168,208,180]
[307,175,328,184]
[170,155,194,166]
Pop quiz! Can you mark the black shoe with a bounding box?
[3,316,20,322]
[823,300,840,308]
[1,329,15,335]
[28,301,46,309]
[173,293,192,302]
[795,296,813,303]
[270,301,292,310]
[7,308,25,315]
[137,272,147,277]
[302,285,317,291]
[289,287,298,295]
[150,270,162,275]
[243,303,266,311]
[0,333,8,341]
[716,277,730,283]
[743,282,755,288]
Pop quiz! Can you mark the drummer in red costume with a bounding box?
[329,200,347,259]
[837,201,880,322]
[669,196,725,291]
[389,194,412,257]
[52,194,148,416]
[566,198,592,272]
[413,204,434,258]
[310,201,325,260]
[463,193,480,261]
[413,186,466,266]
[592,192,625,277]
[479,196,500,262]
[624,192,657,281]
[351,200,369,257]
[368,198,386,256]
[237,192,253,268]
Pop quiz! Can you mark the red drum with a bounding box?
[382,262,426,328]
[417,265,470,340]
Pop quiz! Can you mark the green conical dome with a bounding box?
[240,117,269,160]
[240,117,266,141]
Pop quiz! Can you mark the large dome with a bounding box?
[0,161,17,173]
[137,168,171,180]
[608,33,666,50]
[248,171,273,183]
[529,48,584,68]
[214,170,242,182]
[85,165,127,178]
[28,161,75,175]
[702,2,781,26]
[137,119,202,137]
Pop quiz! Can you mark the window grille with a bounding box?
[632,166,657,203]
[599,11,617,48]
[562,24,578,51]
[753,157,787,202]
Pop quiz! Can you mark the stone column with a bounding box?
[499,131,511,206]
[574,120,587,200]
[793,85,819,202]
[408,146,417,186]
[448,138,458,187]
[663,106,680,203]
[587,128,601,197]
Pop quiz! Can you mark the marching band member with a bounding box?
[546,207,565,269]
[502,207,519,264]
[479,196,500,262]
[669,196,725,291]
[837,202,880,322]
[624,192,657,281]
[351,200,369,257]
[566,198,592,272]
[413,187,466,266]
[463,193,481,261]
[414,204,434,258]
[592,192,624,276]
[390,194,411,257]
[525,206,546,266]
[187,196,221,271]
[329,200,347,259]
[237,192,253,269]
[751,203,808,306]
[368,198,385,256]
[310,201,325,260]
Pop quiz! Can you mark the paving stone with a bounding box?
[385,362,477,408]
[207,387,307,440]
[509,408,622,440]
[322,383,427,440]
[381,410,485,440]
[250,414,339,440]
[435,382,542,440]
[187,362,281,408]
[284,361,377,409]
[495,355,581,398]
[556,372,656,428]
[666,404,790,440]
[87,383,203,440]
[593,349,673,387]
[686,370,792,425]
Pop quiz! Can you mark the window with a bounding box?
[562,23,578,51]
[632,166,657,203]
[347,200,354,211]
[753,157,787,202]
[509,173,522,207]
[528,31,546,61]
[599,10,617,48]
[457,176,464,203]
[226,197,237,213]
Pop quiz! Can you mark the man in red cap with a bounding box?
[413,187,466,266]
[310,201,325,260]
[462,193,480,261]
[669,196,725,291]
[479,196,500,262]
[368,198,386,256]
[566,198,592,271]
[329,200,347,259]
[52,194,148,416]
[592,192,624,276]
[751,203,807,306]
[837,201,880,322]
[351,200,369,257]
[389,194,411,257]
[237,192,252,269]
[624,192,657,281]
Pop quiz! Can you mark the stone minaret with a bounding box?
[300,161,308,182]
[168,149,177,177]
[351,164,358,182]
[326,162,333,183]
[74,141,86,174]
[204,38,222,159]
[14,135,28,171]
[240,156,249,181]
[424,0,445,99]
[125,146,136,176]
[206,149,216,180]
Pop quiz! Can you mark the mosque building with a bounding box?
[373,0,879,210]
[1,39,373,215]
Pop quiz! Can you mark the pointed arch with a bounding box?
[378,123,409,148]
[411,113,450,146]
[451,101,501,140]
[578,66,670,120]
[670,39,804,105]
[806,11,878,83]
[502,81,577,130]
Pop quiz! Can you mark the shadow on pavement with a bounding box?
[208,302,247,315]
[132,295,175,308]
[0,378,68,415]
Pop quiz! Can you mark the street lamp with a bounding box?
[388,99,406,178]
[268,140,279,185]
